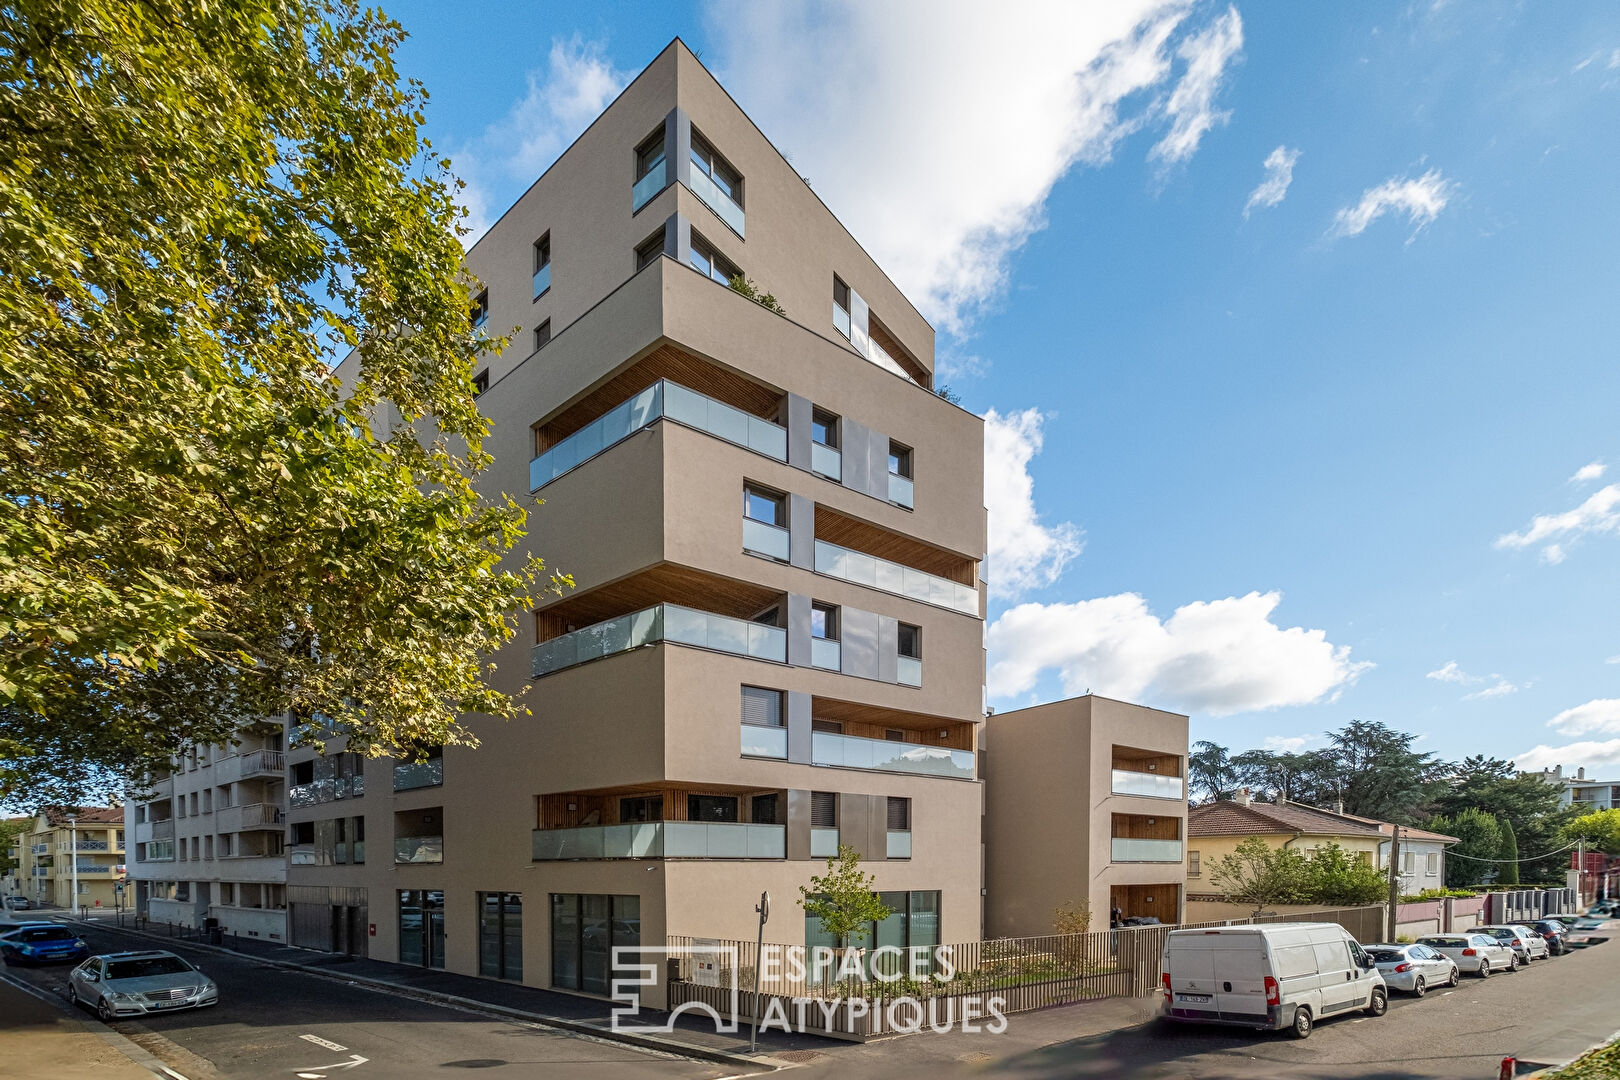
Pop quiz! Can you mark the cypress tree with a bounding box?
[1498,817,1520,885]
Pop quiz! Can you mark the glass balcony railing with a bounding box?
[811,637,842,671]
[532,821,784,860]
[688,168,745,237]
[742,517,790,561]
[1110,769,1185,800]
[741,723,788,758]
[810,827,840,859]
[395,835,444,864]
[529,380,785,491]
[813,540,979,616]
[394,758,443,791]
[887,831,912,859]
[811,441,842,481]
[812,731,975,780]
[832,302,851,339]
[897,656,922,687]
[888,472,914,509]
[532,262,551,299]
[1111,838,1183,863]
[632,166,665,211]
[530,603,787,678]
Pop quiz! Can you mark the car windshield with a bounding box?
[1419,938,1462,947]
[1364,948,1404,962]
[1482,928,1514,939]
[106,956,192,979]
[13,928,74,942]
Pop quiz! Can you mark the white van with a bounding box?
[1160,923,1387,1039]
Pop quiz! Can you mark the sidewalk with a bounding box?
[0,976,164,1080]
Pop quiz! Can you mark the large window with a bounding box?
[741,686,783,729]
[689,132,743,206]
[811,409,839,448]
[898,623,922,660]
[532,233,551,299]
[804,890,941,981]
[810,603,839,641]
[478,892,523,982]
[688,232,739,285]
[619,795,663,823]
[634,130,666,186]
[551,893,639,995]
[398,889,445,969]
[743,484,785,527]
[687,794,739,823]
[810,791,839,858]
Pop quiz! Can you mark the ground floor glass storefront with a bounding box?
[550,893,639,995]
[805,889,941,981]
[398,889,445,969]
[478,892,523,981]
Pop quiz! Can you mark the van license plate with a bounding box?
[1177,993,1212,1003]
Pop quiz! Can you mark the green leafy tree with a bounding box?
[799,845,892,948]
[1497,817,1520,885]
[1302,842,1390,907]
[1188,741,1237,804]
[1564,808,1620,854]
[0,817,26,876]
[0,0,564,803]
[1428,809,1504,888]
[1326,720,1443,823]
[1426,757,1575,882]
[1206,836,1309,917]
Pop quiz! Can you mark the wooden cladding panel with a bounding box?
[814,506,977,585]
[1110,884,1180,921]
[1110,747,1182,777]
[537,785,782,829]
[1110,813,1182,840]
[534,563,782,639]
[534,343,785,453]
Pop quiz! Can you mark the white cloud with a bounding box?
[1571,461,1607,483]
[453,37,629,238]
[1496,483,1620,563]
[1548,698,1620,737]
[1607,655,1620,665]
[1327,168,1456,241]
[1263,735,1312,753]
[1426,660,1470,684]
[1463,679,1520,701]
[1244,145,1301,217]
[706,0,1244,334]
[1514,738,1620,775]
[987,590,1372,716]
[1611,48,1620,69]
[982,409,1084,599]
[1150,6,1245,169]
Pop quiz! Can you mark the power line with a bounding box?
[1442,839,1581,864]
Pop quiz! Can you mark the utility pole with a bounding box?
[1386,826,1402,942]
[67,815,79,916]
[750,891,769,1053]
[1577,839,1585,909]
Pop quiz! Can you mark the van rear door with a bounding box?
[1212,939,1269,1019]
[1165,935,1219,1015]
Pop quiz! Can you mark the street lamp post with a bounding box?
[67,815,78,915]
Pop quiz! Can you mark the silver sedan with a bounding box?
[1416,933,1519,976]
[1478,924,1550,962]
[69,950,219,1021]
[1362,942,1459,996]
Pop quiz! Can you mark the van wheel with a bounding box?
[1411,976,1426,998]
[1365,988,1387,1017]
[1477,960,1490,978]
[1290,1007,1312,1039]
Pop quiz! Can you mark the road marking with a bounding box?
[1441,990,1455,996]
[300,1034,349,1052]
[159,1068,192,1080]
[1351,1018,1367,1023]
[293,1053,368,1077]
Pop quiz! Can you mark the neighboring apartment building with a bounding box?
[983,696,1189,937]
[10,808,125,909]
[300,38,986,999]
[1186,795,1387,891]
[124,722,290,942]
[1535,765,1620,811]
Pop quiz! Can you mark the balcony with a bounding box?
[1111,838,1184,863]
[73,864,113,874]
[811,637,842,672]
[897,656,922,687]
[394,758,444,792]
[216,802,282,832]
[688,168,745,237]
[32,866,49,876]
[813,540,978,616]
[288,774,361,808]
[740,724,787,759]
[531,603,787,678]
[1110,769,1185,801]
[530,380,785,491]
[142,840,175,862]
[67,839,109,852]
[135,818,175,844]
[532,821,784,860]
[394,835,443,865]
[811,441,842,481]
[888,472,914,509]
[742,517,791,561]
[812,731,975,780]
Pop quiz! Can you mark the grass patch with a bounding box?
[1547,1036,1620,1079]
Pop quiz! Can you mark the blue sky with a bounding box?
[383,1,1620,771]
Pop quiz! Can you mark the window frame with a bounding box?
[689,129,743,207]
[888,441,913,479]
[897,623,922,660]
[533,320,552,352]
[810,602,840,642]
[471,289,489,330]
[811,409,840,449]
[473,369,490,397]
[742,483,786,527]
[634,128,667,184]
[740,685,785,728]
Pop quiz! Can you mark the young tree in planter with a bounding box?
[799,844,892,983]
[1206,836,1307,918]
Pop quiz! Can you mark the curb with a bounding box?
[63,917,787,1072]
[0,970,183,1080]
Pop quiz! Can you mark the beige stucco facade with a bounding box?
[8,809,126,911]
[300,39,986,1003]
[982,696,1189,938]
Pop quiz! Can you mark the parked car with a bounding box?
[1511,919,1571,956]
[1416,933,1518,976]
[1545,913,1582,929]
[1362,942,1459,996]
[3,895,31,910]
[1479,924,1550,962]
[1161,922,1386,1039]
[0,924,90,966]
[69,951,218,1021]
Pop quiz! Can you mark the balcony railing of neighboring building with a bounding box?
[811,731,976,781]
[235,749,285,777]
[530,603,787,679]
[73,864,113,874]
[1110,838,1184,863]
[810,827,840,859]
[531,821,785,861]
[393,758,444,792]
[740,724,788,759]
[394,835,443,865]
[217,803,283,832]
[687,168,746,238]
[32,866,49,876]
[886,830,912,859]
[288,774,363,808]
[66,839,110,852]
[143,840,175,862]
[813,540,978,617]
[530,380,786,492]
[1109,769,1186,801]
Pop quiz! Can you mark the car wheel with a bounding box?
[96,997,116,1023]
[1290,1007,1312,1039]
[1365,988,1387,1017]
[1508,954,1520,973]
[1478,960,1490,978]
[1448,965,1460,987]
[1412,976,1426,998]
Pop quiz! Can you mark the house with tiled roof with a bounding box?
[1186,791,1386,889]
[1308,809,1458,896]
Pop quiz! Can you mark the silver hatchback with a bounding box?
[1362,942,1459,996]
[69,950,218,1021]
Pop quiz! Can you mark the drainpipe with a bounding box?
[1280,832,1305,849]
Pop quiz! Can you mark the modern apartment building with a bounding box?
[124,721,290,941]
[1536,765,1620,811]
[982,696,1189,937]
[305,39,986,999]
[9,808,126,910]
